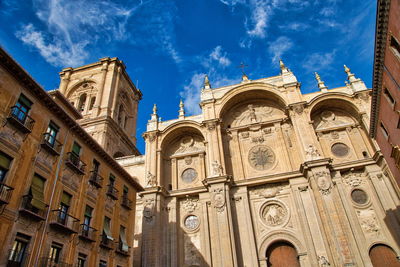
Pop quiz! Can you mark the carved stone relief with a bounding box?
[313,110,355,131]
[306,144,321,161]
[171,135,205,156]
[342,170,364,187]
[315,171,332,195]
[260,201,288,227]
[356,209,380,234]
[248,145,275,171]
[143,198,155,223]
[211,160,223,176]
[212,188,226,212]
[251,183,286,198]
[145,172,157,187]
[181,196,199,213]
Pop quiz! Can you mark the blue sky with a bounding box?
[0,0,376,153]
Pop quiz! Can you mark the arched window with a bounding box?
[117,104,124,126]
[266,241,300,267]
[78,93,87,112]
[89,97,96,110]
[370,244,400,267]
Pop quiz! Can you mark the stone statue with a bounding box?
[211,160,223,176]
[146,171,157,187]
[306,144,320,160]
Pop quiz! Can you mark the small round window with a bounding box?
[184,215,199,230]
[331,143,350,157]
[351,189,368,205]
[181,168,198,183]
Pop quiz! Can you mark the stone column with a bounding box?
[203,176,237,267]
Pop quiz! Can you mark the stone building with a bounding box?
[370,0,400,184]
[0,47,142,267]
[121,62,400,266]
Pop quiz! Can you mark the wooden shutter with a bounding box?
[103,217,113,240]
[30,174,46,210]
[61,192,72,206]
[72,142,81,156]
[370,245,400,267]
[266,242,300,267]
[0,152,12,170]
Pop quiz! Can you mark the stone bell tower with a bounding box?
[58,57,142,157]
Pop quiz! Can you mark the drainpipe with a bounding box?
[34,125,75,266]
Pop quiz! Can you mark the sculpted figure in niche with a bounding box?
[306,144,321,160]
[172,135,205,155]
[146,172,157,187]
[211,160,223,176]
[313,110,354,130]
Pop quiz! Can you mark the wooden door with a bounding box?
[370,244,400,267]
[266,242,300,267]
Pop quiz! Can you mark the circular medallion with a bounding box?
[351,189,368,205]
[181,168,197,183]
[184,215,199,230]
[261,202,288,227]
[248,146,275,171]
[331,143,350,157]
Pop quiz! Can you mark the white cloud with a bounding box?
[268,36,293,63]
[210,46,231,67]
[320,7,335,16]
[247,0,271,38]
[180,73,205,115]
[16,24,88,67]
[282,22,310,31]
[302,50,336,72]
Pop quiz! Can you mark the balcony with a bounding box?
[0,182,14,205]
[49,210,79,234]
[89,171,103,188]
[121,196,133,210]
[65,152,86,175]
[6,106,35,133]
[78,224,97,242]
[38,257,72,267]
[19,195,48,221]
[40,133,62,156]
[115,242,131,256]
[100,234,114,250]
[106,185,118,200]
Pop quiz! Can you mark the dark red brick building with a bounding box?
[371,0,400,183]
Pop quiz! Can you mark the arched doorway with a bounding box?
[266,241,300,267]
[370,244,400,267]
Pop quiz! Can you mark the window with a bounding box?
[49,243,62,264]
[391,146,400,169]
[92,159,100,174]
[28,174,46,212]
[8,233,30,266]
[109,174,115,187]
[45,122,59,147]
[71,142,81,157]
[89,97,96,110]
[390,35,400,59]
[119,226,129,252]
[78,94,87,112]
[380,122,389,139]
[77,253,87,267]
[58,192,72,225]
[397,117,400,129]
[82,205,93,236]
[99,260,107,267]
[0,151,12,183]
[123,185,128,199]
[384,88,395,106]
[12,94,32,123]
[103,216,113,241]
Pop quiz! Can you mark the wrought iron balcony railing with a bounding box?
[100,234,114,250]
[65,152,86,175]
[121,196,132,210]
[0,182,14,205]
[106,185,118,200]
[6,106,35,133]
[78,224,97,242]
[49,209,79,234]
[115,242,131,256]
[89,171,103,188]
[19,195,48,220]
[38,257,72,267]
[7,250,30,267]
[40,133,62,155]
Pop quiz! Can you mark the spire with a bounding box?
[203,75,211,90]
[344,65,357,83]
[279,59,289,74]
[179,99,185,119]
[315,72,328,92]
[150,103,158,121]
[241,72,249,82]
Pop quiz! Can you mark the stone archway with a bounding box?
[369,244,400,267]
[266,241,300,267]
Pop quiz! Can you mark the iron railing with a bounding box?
[19,195,48,220]
[0,182,14,205]
[89,171,103,188]
[106,185,118,200]
[100,234,114,249]
[78,224,97,242]
[41,133,62,155]
[65,152,86,175]
[121,196,132,210]
[115,242,130,256]
[7,106,35,133]
[7,250,30,267]
[38,257,72,267]
[49,209,79,234]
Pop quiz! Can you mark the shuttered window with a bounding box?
[103,217,113,240]
[71,142,81,156]
[30,174,46,210]
[119,226,128,252]
[0,151,12,182]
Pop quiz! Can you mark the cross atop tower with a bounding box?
[238,62,248,75]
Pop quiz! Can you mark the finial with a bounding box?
[152,103,157,115]
[203,75,211,89]
[179,99,185,119]
[279,59,289,74]
[315,72,328,92]
[343,64,357,82]
[242,73,249,82]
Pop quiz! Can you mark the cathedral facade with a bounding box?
[120,62,400,266]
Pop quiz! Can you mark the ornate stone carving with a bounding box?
[182,196,199,213]
[143,198,155,223]
[343,170,364,187]
[212,188,225,212]
[248,145,275,171]
[306,144,321,161]
[261,201,288,227]
[315,171,332,195]
[230,102,281,127]
[146,172,157,187]
[330,131,339,139]
[357,209,379,234]
[145,132,157,143]
[293,104,304,115]
[211,160,223,176]
[314,110,354,130]
[251,136,264,144]
[206,121,216,131]
[298,185,309,192]
[174,136,205,155]
[317,255,330,266]
[184,156,192,165]
[251,183,284,198]
[240,131,249,138]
